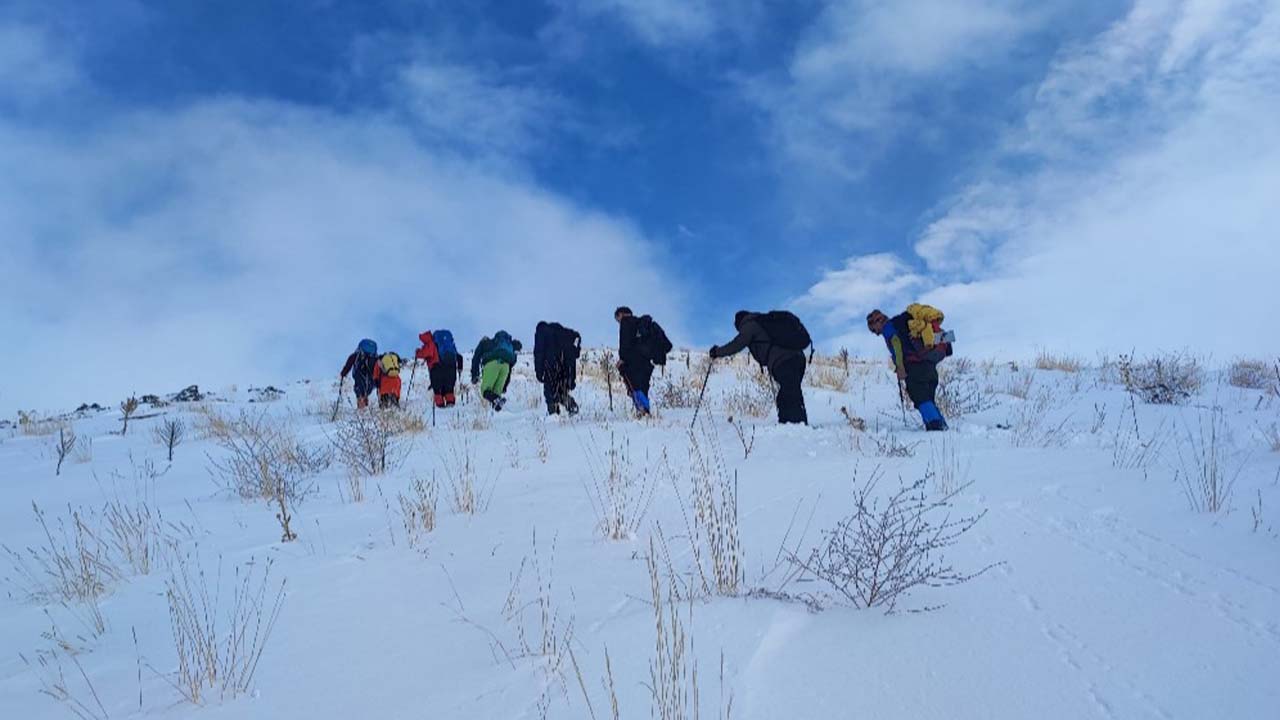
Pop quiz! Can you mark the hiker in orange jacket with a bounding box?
[372,353,402,409]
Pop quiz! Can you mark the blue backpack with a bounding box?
[488,331,517,366]
[358,338,378,356]
[434,330,457,357]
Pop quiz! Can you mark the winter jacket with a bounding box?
[341,351,377,380]
[618,315,651,370]
[710,314,802,372]
[415,332,440,368]
[534,322,581,385]
[470,334,522,382]
[471,337,494,383]
[373,360,402,397]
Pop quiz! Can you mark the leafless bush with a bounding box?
[1118,352,1204,405]
[440,435,495,515]
[398,473,439,548]
[1008,387,1073,448]
[581,432,660,541]
[54,426,77,476]
[680,426,743,596]
[19,410,62,436]
[935,370,998,419]
[1177,408,1243,513]
[655,370,701,409]
[1228,358,1276,391]
[870,429,920,458]
[164,554,286,704]
[120,396,140,435]
[72,435,94,464]
[152,418,187,462]
[791,469,993,612]
[330,408,411,476]
[1035,351,1085,372]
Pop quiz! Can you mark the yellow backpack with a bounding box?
[905,304,946,346]
[380,353,401,378]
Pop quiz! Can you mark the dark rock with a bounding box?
[171,385,204,403]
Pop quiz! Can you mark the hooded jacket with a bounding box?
[710,313,803,372]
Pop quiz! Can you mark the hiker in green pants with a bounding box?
[470,331,522,411]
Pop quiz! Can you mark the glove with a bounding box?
[471,375,479,384]
[709,345,720,357]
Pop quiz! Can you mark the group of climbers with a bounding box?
[336,301,954,431]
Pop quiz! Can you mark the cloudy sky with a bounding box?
[2,0,1277,413]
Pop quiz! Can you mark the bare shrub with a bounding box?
[1228,358,1275,390]
[164,554,286,704]
[398,473,439,547]
[1001,373,1034,399]
[1035,351,1084,372]
[440,435,495,515]
[581,432,660,541]
[72,435,94,464]
[805,365,847,392]
[1118,352,1204,405]
[655,372,700,409]
[120,396,140,435]
[791,468,994,612]
[680,426,743,596]
[330,409,411,476]
[19,410,62,437]
[870,429,919,458]
[935,369,997,419]
[54,426,77,476]
[1177,408,1243,513]
[152,417,186,462]
[1008,387,1073,448]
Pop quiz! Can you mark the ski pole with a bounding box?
[405,358,419,403]
[898,378,909,425]
[690,357,716,430]
[331,376,345,422]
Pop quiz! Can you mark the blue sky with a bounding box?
[2,0,1278,412]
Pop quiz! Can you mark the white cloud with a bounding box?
[747,0,1048,181]
[797,0,1280,361]
[396,62,564,158]
[0,99,687,414]
[546,0,764,50]
[0,22,80,103]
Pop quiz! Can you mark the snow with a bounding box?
[1,351,1277,719]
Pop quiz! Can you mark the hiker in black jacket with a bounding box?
[710,311,809,424]
[534,321,582,415]
[615,306,656,415]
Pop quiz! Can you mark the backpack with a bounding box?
[553,323,581,362]
[636,315,673,366]
[487,332,517,366]
[434,330,457,358]
[905,304,947,347]
[754,311,812,352]
[358,338,378,356]
[380,353,401,377]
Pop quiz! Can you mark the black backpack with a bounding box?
[554,323,581,362]
[754,311,812,352]
[636,315,673,366]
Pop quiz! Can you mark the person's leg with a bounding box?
[771,356,808,424]
[441,364,458,406]
[543,380,560,414]
[905,362,945,429]
[480,361,501,401]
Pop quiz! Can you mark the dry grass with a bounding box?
[398,473,439,548]
[164,554,286,704]
[805,365,847,392]
[1118,352,1204,405]
[721,365,773,419]
[330,409,412,476]
[19,411,63,437]
[580,432,660,541]
[1035,351,1085,373]
[1264,423,1280,452]
[3,503,119,626]
[1177,408,1242,513]
[440,435,495,515]
[1111,397,1168,469]
[1008,387,1073,448]
[678,425,743,597]
[1228,358,1276,390]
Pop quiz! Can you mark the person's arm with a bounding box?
[883,325,907,375]
[340,353,356,378]
[471,349,482,383]
[456,353,464,373]
[533,334,547,381]
[711,325,755,359]
[512,339,523,353]
[618,317,636,358]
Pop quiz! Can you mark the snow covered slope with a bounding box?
[1,351,1277,719]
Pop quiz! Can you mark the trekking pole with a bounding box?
[331,376,345,422]
[897,378,909,425]
[431,395,437,428]
[690,357,716,430]
[405,359,419,403]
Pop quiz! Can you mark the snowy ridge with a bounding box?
[1,351,1277,719]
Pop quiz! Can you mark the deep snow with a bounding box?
[2,351,1278,719]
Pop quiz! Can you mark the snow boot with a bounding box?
[925,419,948,431]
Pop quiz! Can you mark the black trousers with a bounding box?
[770,355,808,424]
[621,361,654,395]
[429,362,458,396]
[904,361,939,408]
